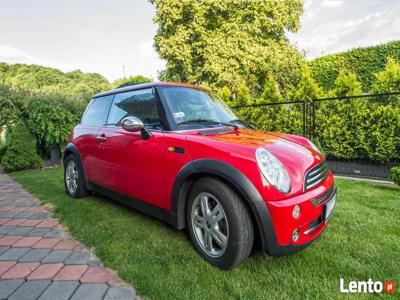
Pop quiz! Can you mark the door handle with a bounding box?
[95,134,107,141]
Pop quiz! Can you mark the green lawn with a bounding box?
[12,168,399,299]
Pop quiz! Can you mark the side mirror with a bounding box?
[121,116,144,132]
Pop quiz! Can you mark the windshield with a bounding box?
[161,86,239,129]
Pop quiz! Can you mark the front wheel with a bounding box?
[64,155,87,198]
[186,177,254,270]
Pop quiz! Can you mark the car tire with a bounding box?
[186,177,254,270]
[64,154,87,198]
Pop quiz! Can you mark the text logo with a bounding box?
[340,279,396,294]
[384,281,395,294]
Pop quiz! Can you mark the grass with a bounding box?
[12,167,400,299]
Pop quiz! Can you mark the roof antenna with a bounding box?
[122,65,126,79]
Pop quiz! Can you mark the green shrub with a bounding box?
[1,121,42,172]
[391,167,400,186]
[0,142,7,161]
[26,94,85,150]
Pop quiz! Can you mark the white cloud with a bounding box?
[119,40,165,82]
[0,44,77,72]
[321,0,343,8]
[290,1,400,59]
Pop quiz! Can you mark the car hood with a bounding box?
[186,128,324,193]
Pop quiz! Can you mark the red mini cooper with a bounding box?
[64,82,336,269]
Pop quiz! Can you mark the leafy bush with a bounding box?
[390,167,400,186]
[0,142,7,161]
[1,121,42,172]
[26,94,85,150]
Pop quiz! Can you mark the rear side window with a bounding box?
[107,88,161,128]
[81,95,113,126]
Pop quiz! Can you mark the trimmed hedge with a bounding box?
[309,40,400,92]
[314,100,400,162]
[1,121,42,172]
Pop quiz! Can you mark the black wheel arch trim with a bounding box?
[171,158,283,256]
[63,143,87,187]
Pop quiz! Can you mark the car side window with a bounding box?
[81,95,114,126]
[107,88,162,129]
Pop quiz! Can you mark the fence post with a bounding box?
[312,99,316,139]
[303,101,306,138]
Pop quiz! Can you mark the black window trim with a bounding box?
[105,87,169,131]
[80,94,115,127]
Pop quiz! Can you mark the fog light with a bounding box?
[292,205,301,219]
[292,229,300,242]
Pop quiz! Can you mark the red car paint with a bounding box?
[68,82,335,251]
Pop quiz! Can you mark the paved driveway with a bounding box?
[0,173,137,300]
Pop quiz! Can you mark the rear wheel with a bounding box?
[187,177,254,270]
[64,155,87,198]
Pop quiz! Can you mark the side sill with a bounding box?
[87,181,178,228]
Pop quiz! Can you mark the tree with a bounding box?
[257,74,282,105]
[371,57,400,106]
[252,74,287,133]
[150,0,305,92]
[331,70,362,97]
[0,62,109,100]
[289,65,323,101]
[113,75,152,88]
[0,85,29,128]
[286,65,323,136]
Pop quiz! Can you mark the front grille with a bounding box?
[304,162,328,191]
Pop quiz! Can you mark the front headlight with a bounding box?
[255,148,291,193]
[306,139,320,153]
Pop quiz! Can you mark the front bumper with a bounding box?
[256,172,336,256]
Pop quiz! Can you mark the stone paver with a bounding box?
[41,250,72,264]
[53,265,88,281]
[7,226,34,236]
[1,262,40,279]
[13,236,42,248]
[0,261,16,276]
[80,266,112,283]
[0,279,25,299]
[70,283,108,300]
[0,235,24,246]
[8,279,51,300]
[0,247,31,261]
[32,238,61,249]
[38,281,79,300]
[20,248,51,262]
[104,287,136,300]
[0,246,10,256]
[27,263,63,280]
[64,251,91,265]
[0,173,137,299]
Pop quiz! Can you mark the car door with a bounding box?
[95,88,168,209]
[77,95,113,184]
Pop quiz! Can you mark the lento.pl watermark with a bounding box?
[339,279,396,294]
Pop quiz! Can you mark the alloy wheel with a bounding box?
[66,160,79,194]
[191,192,229,258]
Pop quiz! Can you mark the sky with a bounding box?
[0,0,399,82]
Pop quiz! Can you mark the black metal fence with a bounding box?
[232,92,400,180]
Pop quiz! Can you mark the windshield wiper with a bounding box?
[229,119,254,129]
[177,119,239,129]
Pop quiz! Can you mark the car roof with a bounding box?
[93,81,209,98]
